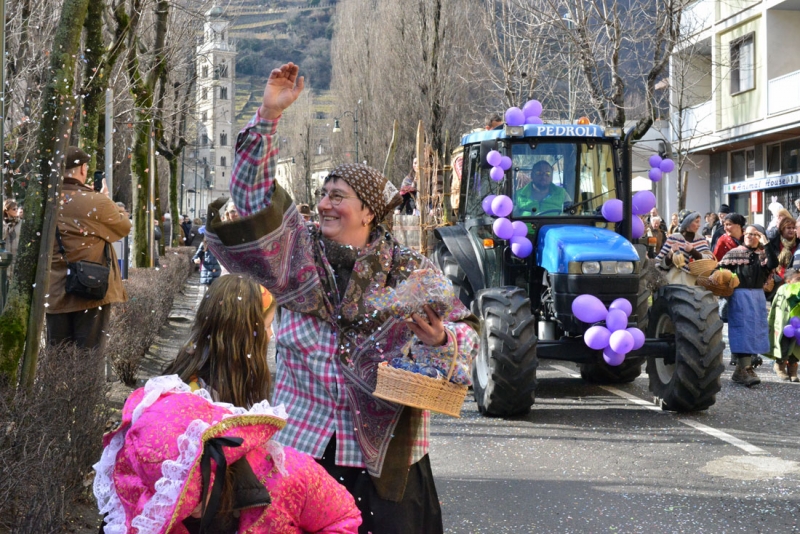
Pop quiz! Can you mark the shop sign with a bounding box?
[723,173,800,194]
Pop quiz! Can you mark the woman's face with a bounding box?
[743,226,761,248]
[687,217,701,234]
[317,178,373,248]
[724,220,743,239]
[5,206,18,218]
[782,223,797,241]
[671,214,678,225]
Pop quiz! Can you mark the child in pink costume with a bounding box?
[93,375,361,533]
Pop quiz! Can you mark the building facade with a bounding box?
[187,5,236,219]
[673,0,800,226]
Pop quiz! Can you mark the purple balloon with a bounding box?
[572,294,608,324]
[527,116,544,125]
[601,199,624,223]
[499,156,513,171]
[609,330,635,354]
[487,150,502,167]
[648,168,663,182]
[585,325,611,350]
[784,324,796,339]
[491,195,513,217]
[505,107,526,127]
[511,221,529,237]
[510,236,533,258]
[791,316,800,329]
[490,166,505,182]
[481,195,497,216]
[627,327,645,350]
[649,154,663,169]
[609,298,633,317]
[493,217,514,240]
[632,190,656,216]
[523,99,543,118]
[632,216,645,239]
[603,346,626,366]
[659,158,675,173]
[606,308,628,332]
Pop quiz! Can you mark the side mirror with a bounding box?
[479,139,499,169]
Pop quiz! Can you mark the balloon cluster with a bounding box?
[505,99,544,127]
[598,190,656,239]
[477,99,545,259]
[571,294,645,366]
[482,194,533,258]
[783,317,800,340]
[486,150,512,182]
[647,154,675,183]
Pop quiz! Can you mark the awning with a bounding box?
[632,175,653,191]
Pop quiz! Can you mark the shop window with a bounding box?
[766,144,781,175]
[731,148,754,182]
[730,33,755,94]
[782,139,800,174]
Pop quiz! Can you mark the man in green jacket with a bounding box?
[513,160,572,216]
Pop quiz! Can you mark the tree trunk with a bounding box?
[0,0,90,387]
[80,0,104,177]
[126,0,170,268]
[168,157,180,246]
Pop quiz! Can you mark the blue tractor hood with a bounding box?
[537,225,640,274]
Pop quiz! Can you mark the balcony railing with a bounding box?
[768,69,800,116]
[677,100,714,139]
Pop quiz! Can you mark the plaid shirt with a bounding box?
[229,113,478,468]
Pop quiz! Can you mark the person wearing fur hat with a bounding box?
[204,62,479,534]
[654,209,714,285]
[93,376,361,533]
[718,225,778,387]
[713,212,746,261]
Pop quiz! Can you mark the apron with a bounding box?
[727,288,769,354]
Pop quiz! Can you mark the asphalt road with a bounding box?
[430,334,800,533]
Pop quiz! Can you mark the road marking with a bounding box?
[549,364,769,456]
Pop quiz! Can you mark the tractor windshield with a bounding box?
[510,141,616,217]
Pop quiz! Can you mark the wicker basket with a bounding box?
[373,337,468,417]
[696,275,734,297]
[688,258,719,277]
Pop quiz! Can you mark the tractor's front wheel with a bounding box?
[472,287,538,416]
[645,285,725,411]
[432,243,473,308]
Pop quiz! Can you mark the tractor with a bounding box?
[431,122,725,416]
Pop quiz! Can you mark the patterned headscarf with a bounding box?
[326,163,402,223]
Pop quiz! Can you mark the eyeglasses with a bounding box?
[315,189,358,206]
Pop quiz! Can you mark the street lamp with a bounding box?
[333,100,361,164]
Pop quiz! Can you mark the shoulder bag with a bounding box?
[56,227,111,300]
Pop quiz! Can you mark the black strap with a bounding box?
[199,436,243,533]
[55,226,112,267]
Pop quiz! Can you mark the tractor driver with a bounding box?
[513,160,572,216]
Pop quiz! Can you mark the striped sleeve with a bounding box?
[230,112,280,217]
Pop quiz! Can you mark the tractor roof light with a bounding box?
[604,127,622,138]
[577,117,591,125]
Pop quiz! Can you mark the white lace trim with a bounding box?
[94,375,288,534]
[92,430,128,534]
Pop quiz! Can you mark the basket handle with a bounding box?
[443,329,459,382]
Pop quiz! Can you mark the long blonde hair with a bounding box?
[165,274,271,407]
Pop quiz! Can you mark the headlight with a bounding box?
[615,262,634,274]
[581,261,601,274]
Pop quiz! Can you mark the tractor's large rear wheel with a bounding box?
[646,285,724,412]
[472,287,538,416]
